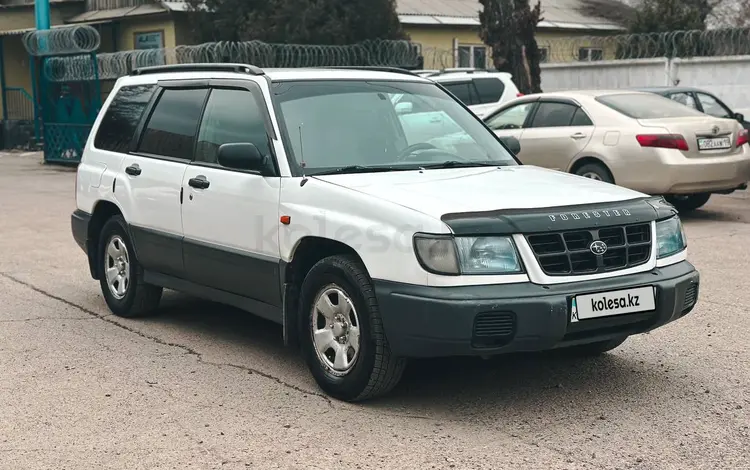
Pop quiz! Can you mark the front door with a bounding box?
[518,101,594,170]
[485,100,537,150]
[180,83,282,312]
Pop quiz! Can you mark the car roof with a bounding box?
[116,65,433,86]
[515,89,654,100]
[431,71,513,82]
[633,86,708,94]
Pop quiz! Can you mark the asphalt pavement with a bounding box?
[0,151,748,470]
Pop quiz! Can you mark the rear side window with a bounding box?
[94,84,156,153]
[443,82,478,105]
[571,108,594,126]
[137,88,209,160]
[530,102,578,128]
[473,77,505,104]
[596,93,705,119]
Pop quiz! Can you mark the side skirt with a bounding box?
[143,270,283,325]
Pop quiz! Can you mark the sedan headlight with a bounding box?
[655,216,687,258]
[414,235,522,275]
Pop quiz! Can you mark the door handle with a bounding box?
[124,164,141,176]
[188,176,210,189]
[570,133,587,140]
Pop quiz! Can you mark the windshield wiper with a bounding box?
[420,160,507,169]
[311,165,407,176]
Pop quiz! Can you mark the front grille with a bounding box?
[526,223,652,276]
[472,312,516,349]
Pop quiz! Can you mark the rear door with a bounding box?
[118,85,209,278]
[516,100,595,169]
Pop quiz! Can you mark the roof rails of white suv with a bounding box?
[129,63,422,78]
[130,63,266,76]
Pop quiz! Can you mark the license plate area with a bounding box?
[697,136,731,151]
[571,286,656,322]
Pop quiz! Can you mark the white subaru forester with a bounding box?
[71,64,700,401]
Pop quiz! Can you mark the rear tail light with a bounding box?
[636,134,689,151]
[737,129,748,147]
[516,93,524,97]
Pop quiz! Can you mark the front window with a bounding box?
[578,47,603,62]
[271,80,517,175]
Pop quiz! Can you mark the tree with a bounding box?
[185,0,406,44]
[479,0,544,94]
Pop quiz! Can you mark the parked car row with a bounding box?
[416,68,750,212]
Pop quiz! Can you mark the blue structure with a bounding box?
[23,24,102,163]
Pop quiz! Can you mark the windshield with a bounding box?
[596,93,707,119]
[271,80,517,175]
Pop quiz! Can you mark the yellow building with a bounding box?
[0,0,624,147]
[397,0,625,69]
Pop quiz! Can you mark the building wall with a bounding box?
[0,4,84,118]
[116,14,177,50]
[405,25,619,69]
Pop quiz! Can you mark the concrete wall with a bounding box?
[539,55,750,111]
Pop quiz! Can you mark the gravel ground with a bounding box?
[0,151,748,470]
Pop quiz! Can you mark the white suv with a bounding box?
[429,70,522,118]
[71,64,700,402]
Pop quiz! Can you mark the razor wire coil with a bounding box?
[23,25,101,57]
[31,25,750,82]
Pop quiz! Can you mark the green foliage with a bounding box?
[630,0,714,33]
[479,0,543,94]
[185,0,407,44]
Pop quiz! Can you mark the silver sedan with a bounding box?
[483,90,750,211]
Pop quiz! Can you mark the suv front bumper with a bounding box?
[374,261,699,358]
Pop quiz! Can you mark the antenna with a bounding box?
[298,123,308,187]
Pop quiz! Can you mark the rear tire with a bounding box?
[573,162,614,184]
[666,193,711,212]
[563,337,627,357]
[299,255,406,402]
[98,215,163,318]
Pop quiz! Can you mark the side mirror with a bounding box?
[499,136,521,155]
[217,142,265,172]
[734,112,745,122]
[395,102,414,115]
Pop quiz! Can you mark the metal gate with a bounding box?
[23,26,101,163]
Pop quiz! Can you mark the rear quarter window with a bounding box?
[595,93,706,119]
[94,84,157,153]
[472,77,505,104]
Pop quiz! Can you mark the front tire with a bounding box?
[98,215,162,318]
[299,255,406,402]
[666,193,711,212]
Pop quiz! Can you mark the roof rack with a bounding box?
[317,66,419,77]
[130,63,265,76]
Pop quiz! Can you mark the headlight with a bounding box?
[414,235,522,275]
[656,216,687,258]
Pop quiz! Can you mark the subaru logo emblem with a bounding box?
[590,240,608,255]
[712,125,720,135]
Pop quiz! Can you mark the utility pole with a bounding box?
[35,0,51,30]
